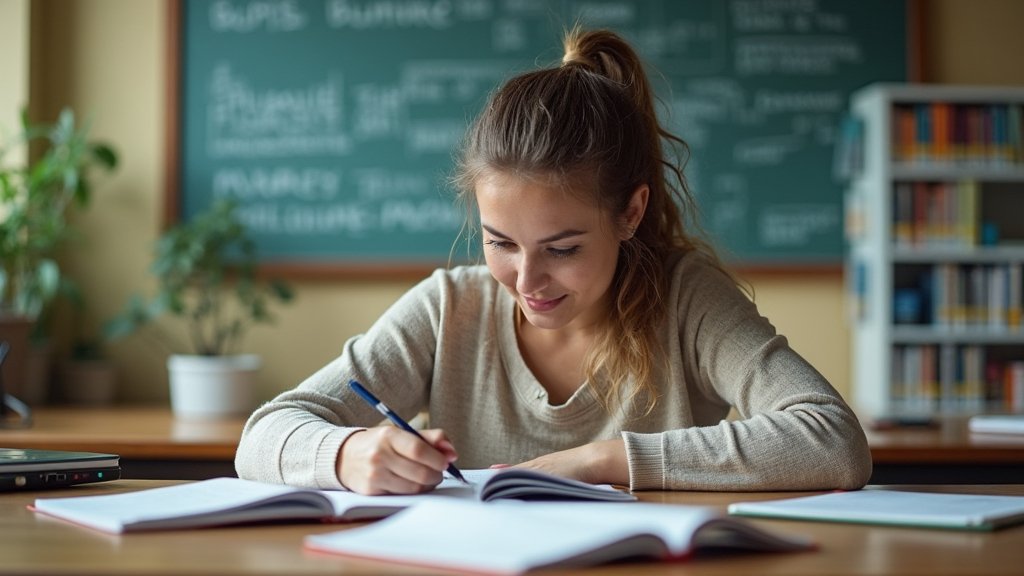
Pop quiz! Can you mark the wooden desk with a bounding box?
[866,417,1024,484]
[3,482,1021,575]
[0,407,245,479]
[4,408,1023,484]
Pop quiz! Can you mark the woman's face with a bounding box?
[475,172,643,333]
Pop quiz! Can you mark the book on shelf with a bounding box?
[305,498,814,575]
[892,102,1024,166]
[892,181,979,249]
[893,262,1024,331]
[729,488,1024,531]
[31,468,634,534]
[889,344,1024,413]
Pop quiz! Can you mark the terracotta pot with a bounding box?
[0,313,35,403]
[22,340,53,405]
[59,359,117,405]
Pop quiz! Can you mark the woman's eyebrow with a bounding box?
[481,224,587,244]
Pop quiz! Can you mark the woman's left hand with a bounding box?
[508,438,629,485]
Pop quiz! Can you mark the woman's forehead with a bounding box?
[474,175,615,235]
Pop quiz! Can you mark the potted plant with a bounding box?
[105,200,294,418]
[0,108,117,406]
[56,284,117,406]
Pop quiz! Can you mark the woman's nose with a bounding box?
[516,253,547,295]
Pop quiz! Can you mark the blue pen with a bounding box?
[348,380,468,484]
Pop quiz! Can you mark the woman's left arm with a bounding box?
[516,257,871,490]
[622,259,872,491]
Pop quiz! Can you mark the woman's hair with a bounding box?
[452,26,725,414]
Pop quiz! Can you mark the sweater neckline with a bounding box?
[495,288,602,423]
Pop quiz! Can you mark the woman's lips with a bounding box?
[523,295,566,312]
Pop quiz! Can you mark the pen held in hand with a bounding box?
[348,380,468,484]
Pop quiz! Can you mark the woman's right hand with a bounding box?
[336,427,458,495]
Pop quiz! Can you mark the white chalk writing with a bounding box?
[325,0,455,29]
[212,168,340,201]
[208,0,308,32]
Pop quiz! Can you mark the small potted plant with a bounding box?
[105,200,294,418]
[56,285,117,406]
[0,108,118,406]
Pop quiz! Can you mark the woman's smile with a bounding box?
[523,294,567,312]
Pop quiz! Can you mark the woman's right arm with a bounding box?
[234,271,450,490]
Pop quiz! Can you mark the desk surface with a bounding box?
[3,407,1023,474]
[0,407,245,460]
[4,481,1022,575]
[866,417,1024,465]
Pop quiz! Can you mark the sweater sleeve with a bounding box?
[234,271,447,489]
[622,256,872,491]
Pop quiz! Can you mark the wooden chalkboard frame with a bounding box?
[165,0,924,279]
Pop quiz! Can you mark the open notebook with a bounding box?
[32,468,633,533]
[305,499,814,574]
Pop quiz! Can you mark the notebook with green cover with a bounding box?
[728,489,1024,531]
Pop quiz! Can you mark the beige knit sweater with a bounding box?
[235,251,872,491]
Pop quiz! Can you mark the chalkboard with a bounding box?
[169,0,915,276]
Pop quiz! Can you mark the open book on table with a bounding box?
[305,499,815,574]
[728,488,1024,531]
[31,468,633,534]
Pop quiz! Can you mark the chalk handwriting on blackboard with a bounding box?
[177,0,907,270]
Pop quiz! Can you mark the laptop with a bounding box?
[0,448,121,491]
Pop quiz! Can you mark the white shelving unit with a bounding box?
[846,83,1024,420]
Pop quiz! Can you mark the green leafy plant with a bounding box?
[0,108,118,329]
[105,200,294,356]
[64,281,108,361]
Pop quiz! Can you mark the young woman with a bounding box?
[235,28,872,495]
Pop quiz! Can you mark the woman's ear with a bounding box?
[621,184,649,239]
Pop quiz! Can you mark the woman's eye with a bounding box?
[484,239,578,258]
[484,239,514,251]
[548,246,580,258]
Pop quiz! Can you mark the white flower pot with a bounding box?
[167,354,260,419]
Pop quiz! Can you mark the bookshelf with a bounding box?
[846,84,1024,420]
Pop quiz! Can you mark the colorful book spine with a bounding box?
[893,344,1007,413]
[1010,104,1023,163]
[893,183,913,247]
[1006,362,1024,412]
[894,181,982,248]
[988,265,1007,329]
[906,263,1024,331]
[895,105,916,162]
[915,104,932,162]
[959,180,978,247]
[931,103,951,161]
[892,102,1024,166]
[991,105,1010,164]
[1009,262,1023,329]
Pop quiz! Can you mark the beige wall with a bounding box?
[16,0,1024,406]
[0,0,29,162]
